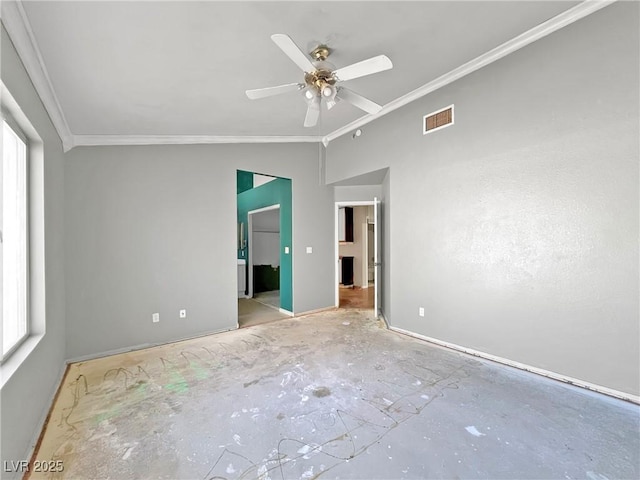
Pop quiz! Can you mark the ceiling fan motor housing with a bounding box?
[304,60,337,96]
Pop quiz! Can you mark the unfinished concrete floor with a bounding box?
[30,309,639,479]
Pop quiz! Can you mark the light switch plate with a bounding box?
[306,247,312,254]
[152,313,160,323]
[284,246,290,254]
[419,307,425,317]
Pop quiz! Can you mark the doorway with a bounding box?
[236,171,293,328]
[335,199,380,316]
[248,205,280,309]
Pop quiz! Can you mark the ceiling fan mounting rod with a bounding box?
[310,44,331,61]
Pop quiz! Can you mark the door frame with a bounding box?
[334,200,376,310]
[247,204,280,300]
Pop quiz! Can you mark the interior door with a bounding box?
[374,197,381,318]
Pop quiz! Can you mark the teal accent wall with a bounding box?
[236,170,253,194]
[237,171,293,312]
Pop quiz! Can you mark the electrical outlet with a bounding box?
[152,313,160,323]
[419,307,425,317]
[179,309,187,319]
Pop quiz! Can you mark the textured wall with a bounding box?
[0,25,67,470]
[326,3,639,395]
[65,143,334,359]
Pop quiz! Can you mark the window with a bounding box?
[1,119,29,360]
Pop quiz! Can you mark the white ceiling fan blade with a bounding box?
[304,97,320,127]
[246,83,304,100]
[326,97,339,110]
[271,34,316,73]
[333,55,393,82]
[336,87,382,114]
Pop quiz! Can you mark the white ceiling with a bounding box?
[8,1,594,146]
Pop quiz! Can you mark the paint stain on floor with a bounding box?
[27,309,639,479]
[312,387,331,398]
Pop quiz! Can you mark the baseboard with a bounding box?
[389,326,640,405]
[294,306,337,318]
[252,298,282,313]
[279,308,294,317]
[66,326,237,364]
[23,362,69,479]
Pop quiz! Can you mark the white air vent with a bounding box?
[423,104,454,135]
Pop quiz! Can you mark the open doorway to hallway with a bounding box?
[237,171,292,328]
[335,202,377,312]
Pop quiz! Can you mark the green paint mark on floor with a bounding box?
[190,363,209,381]
[164,371,189,394]
[94,406,121,424]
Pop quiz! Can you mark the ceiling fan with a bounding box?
[246,34,393,128]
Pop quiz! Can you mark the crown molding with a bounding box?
[71,134,323,148]
[2,0,615,151]
[1,0,74,152]
[322,0,617,145]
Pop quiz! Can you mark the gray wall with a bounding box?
[65,143,334,359]
[0,25,67,468]
[325,3,639,396]
[334,185,382,202]
[252,209,280,268]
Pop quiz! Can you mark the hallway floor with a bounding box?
[253,290,280,310]
[29,309,639,479]
[339,285,374,309]
[238,297,288,328]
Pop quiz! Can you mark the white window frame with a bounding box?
[1,115,30,362]
[0,82,45,385]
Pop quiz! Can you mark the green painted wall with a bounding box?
[237,171,293,312]
[236,170,253,194]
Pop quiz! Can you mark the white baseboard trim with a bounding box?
[295,306,337,318]
[389,326,640,405]
[279,308,294,317]
[66,326,237,364]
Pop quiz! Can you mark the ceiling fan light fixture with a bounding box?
[246,34,393,127]
[303,87,317,101]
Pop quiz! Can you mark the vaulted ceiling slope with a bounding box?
[1,1,613,151]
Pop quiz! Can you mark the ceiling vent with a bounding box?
[423,104,454,135]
